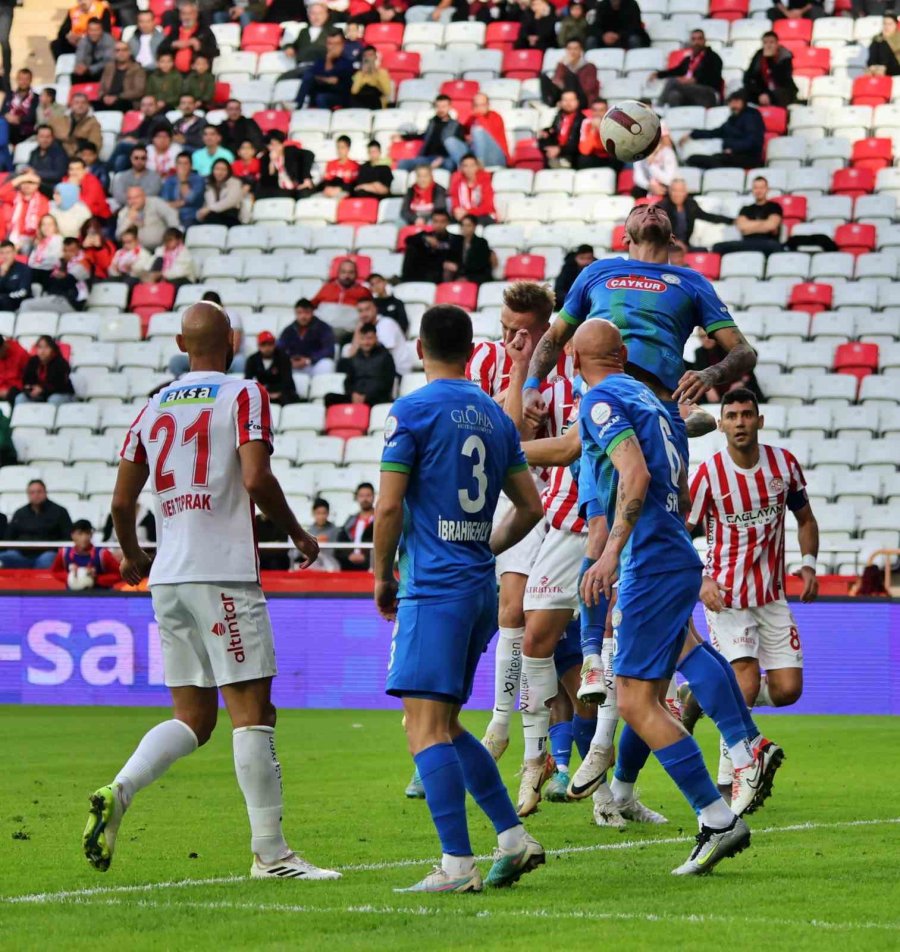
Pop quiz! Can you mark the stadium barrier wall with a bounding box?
[0,594,897,715]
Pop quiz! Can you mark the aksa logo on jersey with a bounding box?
[590,402,612,426]
[606,275,667,293]
[160,383,220,407]
[451,404,494,433]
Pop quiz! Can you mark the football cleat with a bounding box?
[394,865,482,893]
[405,767,426,799]
[671,816,751,876]
[83,783,126,872]
[731,738,785,816]
[251,852,342,880]
[577,660,608,705]
[544,769,571,802]
[591,787,627,829]
[480,728,510,762]
[567,742,615,800]
[515,754,555,817]
[485,831,545,888]
[617,795,668,825]
[677,682,704,734]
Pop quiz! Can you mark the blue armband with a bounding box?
[523,377,541,392]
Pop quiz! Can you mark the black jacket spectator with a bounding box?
[540,100,585,167]
[658,193,734,248]
[337,342,396,406]
[217,111,263,155]
[554,245,595,302]
[0,256,31,310]
[515,4,557,51]
[657,35,723,108]
[6,497,72,551]
[591,0,649,49]
[245,343,299,405]
[255,513,290,570]
[20,352,75,402]
[1,80,38,144]
[459,233,494,284]
[336,512,374,571]
[401,227,464,284]
[400,179,449,224]
[686,96,765,169]
[278,314,336,367]
[351,160,394,199]
[257,142,314,199]
[744,39,798,107]
[29,136,69,190]
[867,19,900,76]
[157,20,218,67]
[768,0,824,20]
[412,111,463,166]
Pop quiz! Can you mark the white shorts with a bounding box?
[523,526,586,612]
[151,582,278,688]
[493,493,547,579]
[706,597,803,670]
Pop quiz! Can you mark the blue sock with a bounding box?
[679,642,749,750]
[702,642,759,738]
[613,723,651,783]
[654,735,720,815]
[572,714,596,759]
[548,721,573,770]
[414,742,472,856]
[452,731,520,835]
[578,559,607,656]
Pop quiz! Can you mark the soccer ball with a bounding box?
[600,101,662,162]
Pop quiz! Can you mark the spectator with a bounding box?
[79,216,117,278]
[108,94,170,172]
[558,1,588,47]
[256,130,314,199]
[110,0,139,28]
[196,158,242,226]
[849,564,889,597]
[0,333,29,404]
[51,93,103,158]
[632,127,677,197]
[343,21,366,63]
[111,147,163,206]
[313,258,372,307]
[344,296,409,374]
[232,139,262,187]
[515,0,557,51]
[98,39,147,110]
[158,0,219,72]
[116,185,180,248]
[336,482,376,571]
[0,479,73,570]
[712,175,783,256]
[351,45,391,109]
[319,134,360,196]
[51,0,112,60]
[555,242,595,301]
[0,240,31,310]
[171,93,205,150]
[539,89,585,169]
[146,226,196,286]
[278,297,337,383]
[182,53,215,107]
[400,164,449,224]
[297,31,353,109]
[79,141,110,192]
[458,213,496,284]
[255,512,290,571]
[868,15,900,76]
[191,124,234,177]
[217,99,263,154]
[768,0,823,21]
[33,236,91,310]
[101,498,156,548]
[335,322,396,408]
[398,95,464,171]
[63,156,111,219]
[659,177,734,250]
[244,330,299,405]
[590,0,649,50]
[28,125,70,192]
[108,225,154,281]
[73,17,115,79]
[690,328,764,403]
[16,335,75,406]
[448,153,495,224]
[3,171,50,252]
[51,519,121,590]
[541,38,599,109]
[447,93,510,169]
[128,9,165,69]
[0,69,38,145]
[28,214,64,279]
[36,87,67,130]
[305,498,340,573]
[577,98,616,169]
[744,30,798,106]
[147,126,181,178]
[146,51,184,110]
[401,209,463,283]
[655,29,722,108]
[683,91,765,169]
[351,139,394,199]
[369,272,408,333]
[280,3,342,75]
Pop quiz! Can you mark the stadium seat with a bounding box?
[504,254,545,280]
[852,74,892,106]
[851,137,893,171]
[435,281,478,310]
[774,18,813,43]
[831,167,875,198]
[684,252,721,280]
[325,404,370,437]
[835,222,876,255]
[834,341,879,385]
[343,436,383,464]
[252,109,290,136]
[485,21,520,51]
[709,0,749,19]
[758,106,788,136]
[772,194,807,226]
[364,22,404,50]
[382,50,420,81]
[336,197,379,225]
[241,22,281,53]
[788,282,833,314]
[130,283,176,331]
[502,49,542,79]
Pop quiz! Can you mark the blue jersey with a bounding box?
[381,378,528,599]
[580,374,701,578]
[560,258,737,392]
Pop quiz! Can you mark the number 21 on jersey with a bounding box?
[149,409,212,492]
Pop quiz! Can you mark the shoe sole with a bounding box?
[576,687,607,705]
[742,746,785,816]
[404,790,426,799]
[486,851,546,888]
[83,792,112,872]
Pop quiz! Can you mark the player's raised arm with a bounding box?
[521,423,582,469]
[372,468,408,621]
[523,317,575,412]
[490,466,543,557]
[111,458,151,585]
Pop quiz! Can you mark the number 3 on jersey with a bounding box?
[149,409,212,492]
[458,434,488,514]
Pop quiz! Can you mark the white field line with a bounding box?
[4,816,898,906]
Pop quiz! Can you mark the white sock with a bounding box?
[114,719,198,808]
[442,853,476,877]
[717,737,734,785]
[497,823,525,853]
[698,797,735,829]
[755,677,773,707]
[610,777,634,803]
[728,737,754,770]
[592,640,619,748]
[488,626,524,736]
[520,655,556,761]
[233,726,290,864]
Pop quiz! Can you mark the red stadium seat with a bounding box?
[435,281,478,310]
[397,224,427,250]
[758,106,787,136]
[708,0,749,19]
[214,81,231,105]
[502,48,543,78]
[831,166,875,198]
[390,138,423,164]
[121,110,143,136]
[512,138,543,170]
[772,194,807,227]
[852,74,892,106]
[364,22,404,51]
[835,222,876,256]
[69,82,101,104]
[383,50,420,81]
[835,342,879,383]
[504,254,546,280]
[485,21,520,51]
[684,252,721,280]
[450,98,472,125]
[441,79,479,100]
[851,137,893,171]
[789,282,832,314]
[252,109,290,136]
[241,22,281,53]
[667,49,688,70]
[791,46,830,78]
[617,169,634,194]
[336,197,379,225]
[612,225,627,251]
[773,19,812,44]
[329,254,372,280]
[325,404,371,437]
[149,0,175,16]
[130,282,176,334]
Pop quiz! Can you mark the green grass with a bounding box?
[1,707,898,951]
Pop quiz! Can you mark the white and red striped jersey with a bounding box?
[688,444,807,609]
[542,386,585,534]
[121,372,273,586]
[467,340,574,400]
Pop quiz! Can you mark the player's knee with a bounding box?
[769,677,802,706]
[498,603,525,629]
[262,702,277,728]
[191,713,217,746]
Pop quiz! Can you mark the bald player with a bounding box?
[82,302,340,881]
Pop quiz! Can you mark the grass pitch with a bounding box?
[1,707,898,951]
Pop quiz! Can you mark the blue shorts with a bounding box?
[554,618,583,678]
[612,566,702,681]
[386,581,498,704]
[662,401,689,468]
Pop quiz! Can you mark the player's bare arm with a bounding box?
[521,422,581,469]
[581,435,650,605]
[373,469,408,621]
[793,503,820,603]
[238,441,319,569]
[673,327,756,403]
[504,329,536,438]
[523,317,574,413]
[490,468,543,557]
[111,458,152,584]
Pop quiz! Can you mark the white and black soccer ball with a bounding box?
[599,101,662,162]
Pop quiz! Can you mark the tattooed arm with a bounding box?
[522,317,576,415]
[673,326,757,403]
